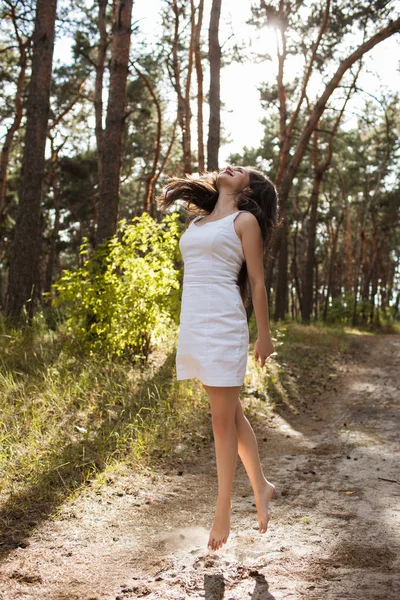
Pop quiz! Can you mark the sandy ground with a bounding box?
[0,332,399,600]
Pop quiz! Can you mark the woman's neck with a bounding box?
[211,192,237,215]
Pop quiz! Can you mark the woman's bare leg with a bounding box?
[235,399,275,533]
[203,383,240,551]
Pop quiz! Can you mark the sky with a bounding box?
[53,0,400,166]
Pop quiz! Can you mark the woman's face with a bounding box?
[216,166,250,192]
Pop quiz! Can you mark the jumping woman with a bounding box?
[157,166,279,552]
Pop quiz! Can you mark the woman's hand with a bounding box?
[254,335,274,368]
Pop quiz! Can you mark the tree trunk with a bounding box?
[183,0,196,174]
[274,219,289,321]
[292,222,303,318]
[0,10,29,219]
[132,64,162,213]
[44,171,60,301]
[302,173,321,324]
[169,0,194,175]
[96,0,134,245]
[344,203,353,292]
[323,210,343,322]
[194,0,205,172]
[314,255,319,321]
[95,0,108,193]
[5,0,57,322]
[207,0,222,171]
[369,266,378,324]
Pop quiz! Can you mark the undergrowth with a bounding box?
[0,312,387,537]
[0,317,211,529]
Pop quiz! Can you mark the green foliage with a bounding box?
[0,313,211,519]
[50,212,182,360]
[325,292,354,325]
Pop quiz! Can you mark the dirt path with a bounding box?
[0,333,399,600]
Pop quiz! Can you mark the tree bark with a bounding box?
[314,255,319,320]
[43,136,63,300]
[44,186,60,301]
[292,221,303,318]
[0,5,30,219]
[194,0,205,172]
[95,0,108,193]
[96,0,134,245]
[207,0,222,171]
[274,220,289,320]
[183,0,196,174]
[323,210,344,322]
[169,0,194,174]
[132,63,162,214]
[344,202,353,293]
[302,169,322,324]
[5,0,57,321]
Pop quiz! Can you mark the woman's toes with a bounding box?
[259,520,268,533]
[208,533,228,551]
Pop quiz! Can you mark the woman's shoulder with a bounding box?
[235,211,261,234]
[237,210,259,223]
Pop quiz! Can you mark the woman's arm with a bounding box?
[237,213,274,368]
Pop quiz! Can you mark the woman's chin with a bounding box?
[217,173,236,188]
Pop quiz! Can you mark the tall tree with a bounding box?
[94,0,108,193]
[131,63,163,214]
[0,1,31,220]
[302,65,360,324]
[96,0,134,245]
[252,0,400,320]
[194,0,205,172]
[5,0,57,321]
[164,0,196,175]
[207,0,221,171]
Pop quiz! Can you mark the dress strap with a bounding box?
[232,210,252,221]
[189,215,202,227]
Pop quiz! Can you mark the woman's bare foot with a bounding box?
[254,480,275,533]
[207,502,232,551]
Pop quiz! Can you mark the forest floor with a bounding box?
[0,331,399,600]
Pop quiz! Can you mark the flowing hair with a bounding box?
[156,167,281,306]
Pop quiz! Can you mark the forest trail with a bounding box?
[0,333,399,600]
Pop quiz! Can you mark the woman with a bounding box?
[157,165,279,552]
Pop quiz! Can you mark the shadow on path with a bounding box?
[0,351,179,563]
[204,571,276,599]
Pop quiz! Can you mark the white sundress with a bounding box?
[175,210,250,386]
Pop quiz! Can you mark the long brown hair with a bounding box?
[156,167,281,306]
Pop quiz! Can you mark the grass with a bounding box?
[0,311,395,551]
[0,317,213,547]
[244,315,393,424]
[246,319,355,412]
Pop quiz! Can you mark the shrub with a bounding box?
[50,212,182,361]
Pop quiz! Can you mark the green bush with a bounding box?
[324,290,396,328]
[49,212,182,361]
[325,291,354,324]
